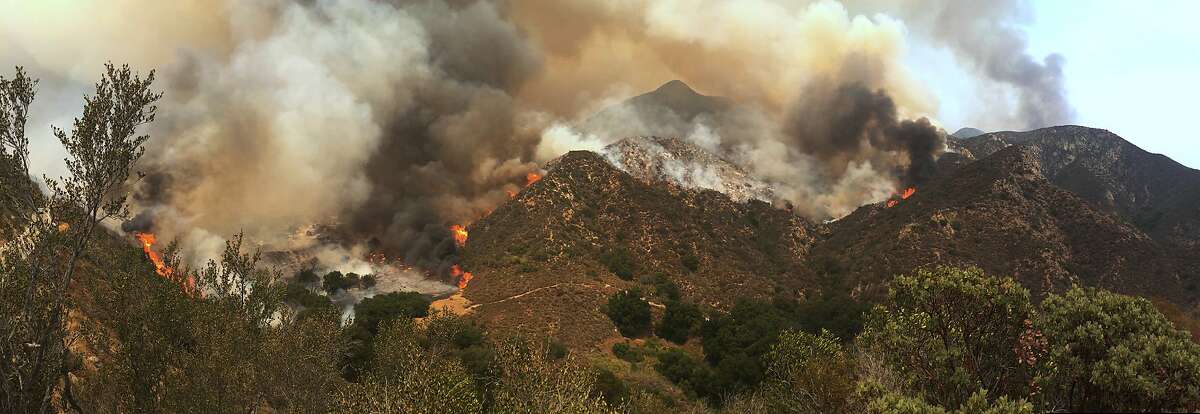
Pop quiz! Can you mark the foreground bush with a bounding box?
[857,266,1036,409]
[336,319,483,414]
[754,329,856,413]
[1035,287,1200,412]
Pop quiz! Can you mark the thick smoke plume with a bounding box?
[930,0,1074,129]
[786,82,943,187]
[845,0,1075,129]
[2,0,1072,278]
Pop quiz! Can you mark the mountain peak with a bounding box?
[654,79,698,95]
[951,127,986,139]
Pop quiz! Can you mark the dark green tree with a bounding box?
[700,298,790,366]
[656,300,701,344]
[601,248,635,280]
[353,292,432,335]
[605,289,651,338]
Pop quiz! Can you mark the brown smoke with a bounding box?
[1,0,1069,269]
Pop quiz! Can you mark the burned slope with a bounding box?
[814,144,1200,308]
[458,150,815,349]
[601,136,774,203]
[954,125,1200,249]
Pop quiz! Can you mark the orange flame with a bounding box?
[450,264,474,290]
[885,187,917,208]
[450,224,468,248]
[135,232,173,277]
[524,172,542,187]
[134,232,198,296]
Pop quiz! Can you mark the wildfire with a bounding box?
[450,224,468,248]
[885,187,917,208]
[450,264,474,290]
[135,232,173,277]
[524,172,542,187]
[133,232,198,296]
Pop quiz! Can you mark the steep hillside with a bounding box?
[458,150,816,349]
[815,144,1200,307]
[953,126,1200,249]
[600,136,774,203]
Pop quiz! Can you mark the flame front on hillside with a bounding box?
[135,232,173,277]
[525,172,542,187]
[450,264,474,290]
[450,224,468,248]
[886,187,917,208]
[134,232,198,296]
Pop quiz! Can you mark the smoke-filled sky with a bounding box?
[1,0,1193,267]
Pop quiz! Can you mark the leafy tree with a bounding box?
[601,248,635,280]
[336,319,482,413]
[794,256,869,340]
[295,268,320,285]
[700,298,790,366]
[353,291,432,335]
[1035,287,1200,412]
[605,289,651,338]
[752,329,857,413]
[856,266,1036,409]
[612,342,643,363]
[283,281,333,310]
[681,252,700,272]
[645,272,681,301]
[655,348,717,403]
[863,388,1032,414]
[361,274,377,288]
[424,312,486,350]
[323,270,347,293]
[656,300,701,344]
[1,64,160,413]
[488,339,613,413]
[593,367,631,407]
[78,243,193,413]
[713,352,763,397]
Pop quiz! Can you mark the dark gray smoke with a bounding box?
[347,0,545,271]
[786,82,945,187]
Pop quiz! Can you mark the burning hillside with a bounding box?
[600,136,776,203]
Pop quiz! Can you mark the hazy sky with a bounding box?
[921,1,1200,168]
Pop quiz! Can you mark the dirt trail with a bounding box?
[468,282,606,310]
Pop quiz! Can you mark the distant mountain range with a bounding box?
[453,81,1200,351]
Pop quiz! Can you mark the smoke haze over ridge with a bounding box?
[0,0,1074,270]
